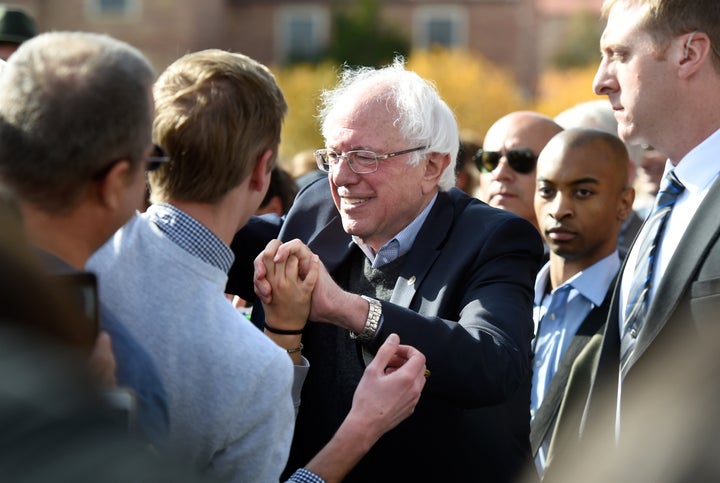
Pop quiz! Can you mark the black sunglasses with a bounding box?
[472,148,537,174]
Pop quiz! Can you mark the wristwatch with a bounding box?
[350,295,382,343]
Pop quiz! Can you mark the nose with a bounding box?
[331,154,360,186]
[492,157,516,181]
[548,192,572,220]
[592,59,615,97]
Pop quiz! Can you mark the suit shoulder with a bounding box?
[447,189,535,230]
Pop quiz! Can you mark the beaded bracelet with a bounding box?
[286,343,304,354]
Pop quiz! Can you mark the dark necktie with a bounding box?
[620,170,685,374]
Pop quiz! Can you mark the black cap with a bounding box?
[0,7,37,44]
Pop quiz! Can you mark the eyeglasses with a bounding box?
[314,146,427,174]
[146,144,170,172]
[472,148,537,174]
[91,144,170,180]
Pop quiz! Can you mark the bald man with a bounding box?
[478,111,564,232]
[529,128,634,477]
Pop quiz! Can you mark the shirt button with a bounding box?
[549,313,556,320]
[630,328,638,338]
[536,360,542,367]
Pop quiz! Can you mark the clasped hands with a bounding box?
[253,238,427,386]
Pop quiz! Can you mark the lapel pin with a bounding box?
[407,275,416,286]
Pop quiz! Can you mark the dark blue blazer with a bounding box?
[229,180,544,482]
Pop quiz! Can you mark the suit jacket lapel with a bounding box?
[306,215,354,274]
[627,176,720,370]
[391,192,455,308]
[530,288,613,455]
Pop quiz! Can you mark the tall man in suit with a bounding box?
[529,128,634,477]
[583,0,720,450]
[248,58,544,482]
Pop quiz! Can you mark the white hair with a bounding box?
[318,57,459,191]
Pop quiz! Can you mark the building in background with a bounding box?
[5,0,601,98]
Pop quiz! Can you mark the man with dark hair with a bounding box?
[0,30,169,445]
[530,128,634,477]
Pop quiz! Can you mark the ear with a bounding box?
[678,31,712,78]
[95,159,135,210]
[617,186,635,221]
[421,152,450,194]
[249,149,273,193]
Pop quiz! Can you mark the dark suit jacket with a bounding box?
[582,176,720,446]
[530,285,613,475]
[229,180,544,482]
[618,210,643,260]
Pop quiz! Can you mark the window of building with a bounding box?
[85,0,139,19]
[414,6,467,49]
[276,6,329,63]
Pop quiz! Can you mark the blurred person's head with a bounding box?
[0,31,156,268]
[256,166,298,216]
[635,143,667,199]
[0,6,36,61]
[316,57,458,252]
[455,130,482,196]
[555,98,645,186]
[535,128,634,273]
[478,111,563,231]
[292,148,327,189]
[150,49,287,230]
[291,149,319,179]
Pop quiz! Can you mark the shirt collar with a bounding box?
[145,203,234,273]
[353,193,438,268]
[671,127,720,194]
[534,251,620,307]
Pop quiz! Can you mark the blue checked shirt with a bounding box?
[287,468,326,483]
[146,203,234,273]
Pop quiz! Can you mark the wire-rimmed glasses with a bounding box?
[314,145,427,174]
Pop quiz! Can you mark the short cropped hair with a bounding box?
[318,57,459,191]
[150,49,288,204]
[0,31,155,212]
[560,127,631,187]
[602,0,720,73]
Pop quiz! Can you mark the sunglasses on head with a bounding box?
[472,148,537,174]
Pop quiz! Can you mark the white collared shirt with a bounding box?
[616,127,720,439]
[619,128,720,333]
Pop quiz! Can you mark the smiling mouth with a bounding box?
[341,197,371,206]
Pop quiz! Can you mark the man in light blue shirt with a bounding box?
[530,128,634,477]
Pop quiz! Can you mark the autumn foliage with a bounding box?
[272,49,602,166]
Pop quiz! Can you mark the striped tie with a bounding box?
[620,170,684,373]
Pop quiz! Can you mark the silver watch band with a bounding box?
[350,295,381,343]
